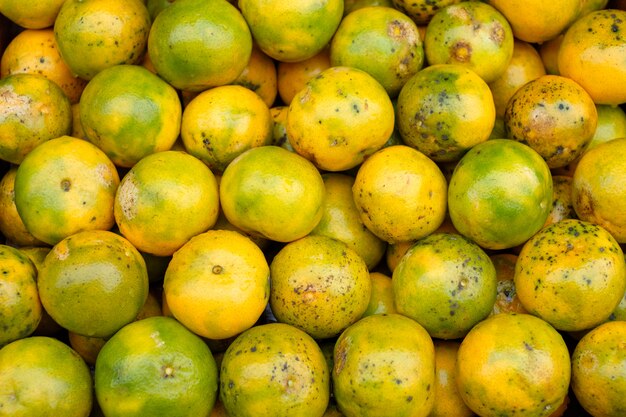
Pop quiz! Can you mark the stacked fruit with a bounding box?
[1,0,626,416]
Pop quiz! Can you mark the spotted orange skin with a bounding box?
[504,75,598,169]
[515,219,626,332]
[392,0,463,25]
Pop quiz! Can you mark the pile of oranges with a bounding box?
[1,0,626,416]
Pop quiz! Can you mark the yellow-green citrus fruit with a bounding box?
[558,9,626,105]
[490,253,528,315]
[456,313,571,417]
[0,167,44,246]
[543,176,576,227]
[309,173,387,270]
[148,0,252,91]
[447,139,553,250]
[114,150,220,256]
[0,0,66,29]
[588,104,626,149]
[0,73,71,165]
[363,272,396,317]
[270,235,371,339]
[572,138,626,243]
[393,233,497,339]
[287,66,395,172]
[515,219,626,332]
[429,340,474,417]
[220,322,330,417]
[14,136,120,246]
[392,0,462,25]
[352,145,448,243]
[37,230,149,338]
[424,2,514,84]
[79,64,182,168]
[571,320,626,417]
[219,146,325,243]
[54,0,151,80]
[504,74,598,169]
[330,6,424,97]
[239,0,343,62]
[0,336,93,417]
[0,245,40,347]
[397,64,495,162]
[333,313,435,417]
[231,44,278,108]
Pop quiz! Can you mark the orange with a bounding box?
[219,146,325,243]
[54,0,151,80]
[571,320,626,416]
[333,314,435,417]
[572,138,626,242]
[397,64,495,162]
[269,105,295,151]
[558,9,626,105]
[424,2,514,84]
[588,104,626,149]
[14,136,119,245]
[277,47,331,105]
[114,151,219,256]
[393,233,497,339]
[344,0,394,15]
[504,74,598,169]
[330,6,424,97]
[220,322,330,417]
[539,35,564,76]
[543,175,576,226]
[515,219,626,331]
[385,240,415,273]
[490,253,528,315]
[0,336,93,417]
[457,313,571,417]
[148,0,252,91]
[146,0,173,20]
[70,103,86,139]
[580,0,610,15]
[352,145,447,243]
[163,229,270,340]
[68,332,107,366]
[487,0,581,43]
[286,66,395,172]
[95,316,219,417]
[79,64,182,168]
[309,173,387,270]
[392,0,463,25]
[447,139,553,250]
[0,28,87,103]
[181,85,273,173]
[489,40,546,118]
[232,44,278,108]
[0,167,44,246]
[239,0,343,62]
[38,230,149,337]
[0,73,71,164]
[363,272,396,316]
[429,340,473,417]
[270,235,371,339]
[0,0,65,29]
[0,245,40,347]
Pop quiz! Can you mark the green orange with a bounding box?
[0,168,44,246]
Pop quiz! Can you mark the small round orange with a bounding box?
[277,47,331,105]
[163,229,270,340]
[0,167,44,246]
[429,340,474,417]
[490,253,528,315]
[539,35,564,76]
[0,0,65,29]
[362,272,396,316]
[392,0,463,25]
[232,44,278,108]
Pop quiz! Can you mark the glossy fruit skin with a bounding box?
[287,66,395,172]
[37,230,149,338]
[573,138,626,243]
[0,73,71,165]
[0,0,66,29]
[0,168,43,246]
[0,245,41,347]
[54,0,151,80]
[392,0,462,25]
[232,45,278,108]
[424,2,514,84]
[220,322,330,417]
[456,313,571,417]
[558,9,626,105]
[429,340,474,417]
[448,139,553,250]
[239,0,343,63]
[332,314,435,417]
[270,235,371,339]
[0,336,93,417]
[277,48,331,106]
[393,233,497,340]
[515,219,626,332]
[571,321,626,417]
[148,0,252,91]
[330,6,424,97]
[362,272,396,317]
[397,64,495,162]
[352,145,447,244]
[95,316,218,417]
[504,75,598,169]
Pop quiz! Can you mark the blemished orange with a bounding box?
[163,229,270,340]
[277,47,331,105]
[392,0,463,25]
[232,44,278,108]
